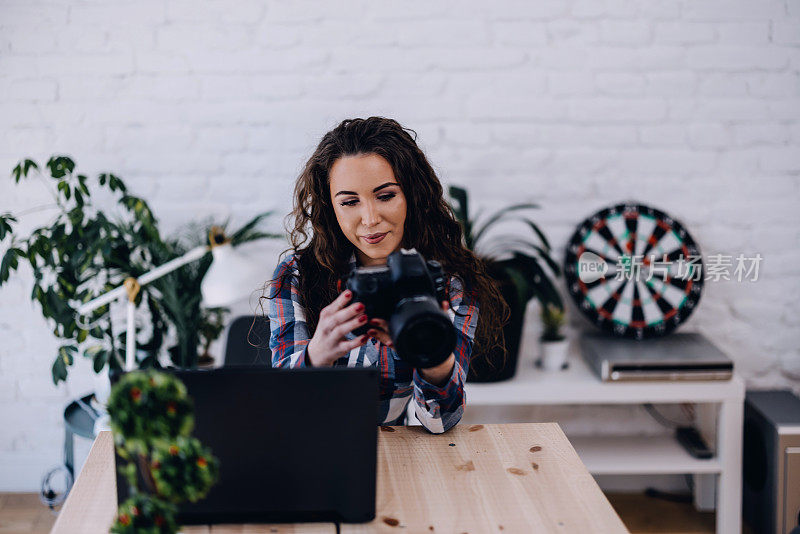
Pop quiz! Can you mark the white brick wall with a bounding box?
[1,0,799,491]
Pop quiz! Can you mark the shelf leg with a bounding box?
[694,403,717,511]
[693,474,716,511]
[716,398,743,534]
[64,428,74,478]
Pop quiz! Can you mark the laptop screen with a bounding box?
[114,367,379,524]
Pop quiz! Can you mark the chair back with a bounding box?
[223,315,271,367]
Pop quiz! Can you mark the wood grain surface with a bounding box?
[51,424,626,534]
[181,525,334,533]
[50,431,118,534]
[341,423,629,533]
[49,431,335,534]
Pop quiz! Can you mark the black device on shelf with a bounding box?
[675,426,713,460]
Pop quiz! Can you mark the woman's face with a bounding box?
[329,153,407,267]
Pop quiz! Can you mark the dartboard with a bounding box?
[563,203,704,340]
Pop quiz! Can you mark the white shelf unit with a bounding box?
[570,435,722,475]
[464,337,745,534]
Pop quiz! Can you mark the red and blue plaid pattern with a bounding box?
[267,253,478,434]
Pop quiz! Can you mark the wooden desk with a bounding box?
[49,431,334,534]
[464,342,745,534]
[52,424,627,534]
[344,423,627,533]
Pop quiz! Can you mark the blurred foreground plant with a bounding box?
[108,370,218,534]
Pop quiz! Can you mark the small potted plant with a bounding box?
[447,186,562,382]
[538,303,569,371]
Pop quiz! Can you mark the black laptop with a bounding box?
[115,367,379,524]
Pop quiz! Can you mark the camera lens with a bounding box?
[390,298,457,368]
[404,320,450,358]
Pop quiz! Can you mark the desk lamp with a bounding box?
[77,227,263,371]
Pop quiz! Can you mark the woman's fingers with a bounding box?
[368,330,393,347]
[367,319,393,347]
[330,300,365,328]
[321,289,353,319]
[335,312,369,339]
[369,317,389,330]
[338,334,369,353]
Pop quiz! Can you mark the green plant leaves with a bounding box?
[99,173,127,194]
[76,174,89,195]
[505,252,563,308]
[471,203,540,248]
[83,343,109,375]
[11,159,38,183]
[93,349,110,373]
[107,370,194,453]
[109,372,217,533]
[51,356,67,384]
[229,211,279,245]
[445,185,565,335]
[0,247,23,284]
[150,436,219,503]
[46,156,75,179]
[52,345,78,384]
[0,214,16,241]
[110,493,177,534]
[58,344,77,363]
[120,194,161,243]
[57,180,68,199]
[447,186,473,248]
[5,156,276,384]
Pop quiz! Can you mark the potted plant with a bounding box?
[538,303,570,371]
[107,369,219,533]
[0,156,279,384]
[448,186,563,382]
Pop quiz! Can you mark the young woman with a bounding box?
[266,117,507,434]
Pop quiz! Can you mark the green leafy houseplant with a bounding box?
[448,186,563,382]
[108,370,218,534]
[0,156,279,383]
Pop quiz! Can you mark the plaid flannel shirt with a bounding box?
[267,253,478,434]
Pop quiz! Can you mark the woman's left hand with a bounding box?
[367,300,450,348]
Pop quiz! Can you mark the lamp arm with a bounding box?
[77,245,210,315]
[137,245,209,287]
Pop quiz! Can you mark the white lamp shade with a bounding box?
[201,243,265,307]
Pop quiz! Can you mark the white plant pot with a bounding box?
[539,338,570,371]
[91,367,112,435]
[92,367,112,407]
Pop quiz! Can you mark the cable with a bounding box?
[40,465,73,512]
[642,403,690,429]
[644,487,693,504]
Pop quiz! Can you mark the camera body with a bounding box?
[345,249,456,368]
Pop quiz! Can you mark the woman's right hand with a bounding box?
[306,289,369,367]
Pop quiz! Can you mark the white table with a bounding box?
[463,337,745,534]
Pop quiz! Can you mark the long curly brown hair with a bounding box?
[270,117,508,361]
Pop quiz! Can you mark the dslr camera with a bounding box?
[346,248,457,368]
